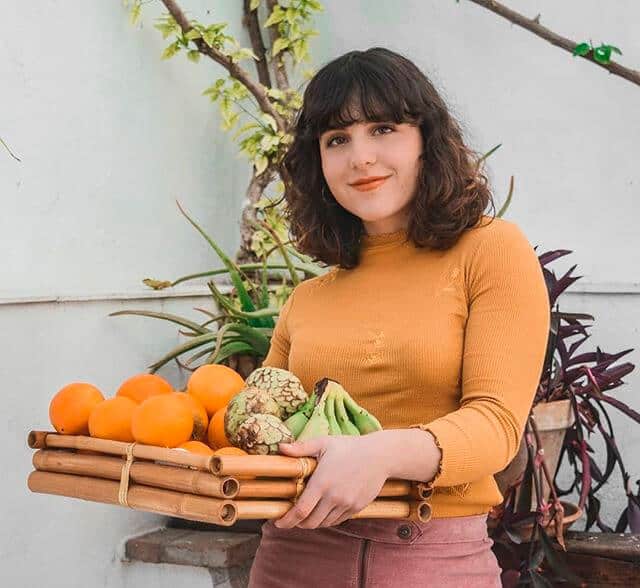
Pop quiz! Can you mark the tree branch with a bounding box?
[0,136,21,161]
[242,0,272,89]
[467,0,640,87]
[160,0,286,129]
[265,0,290,90]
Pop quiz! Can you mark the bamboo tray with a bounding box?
[27,430,433,526]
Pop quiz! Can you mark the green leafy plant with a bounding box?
[109,201,325,377]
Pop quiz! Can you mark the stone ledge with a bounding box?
[125,528,260,569]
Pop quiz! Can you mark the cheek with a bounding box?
[321,154,346,190]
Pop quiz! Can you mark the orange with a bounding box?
[49,383,105,435]
[207,405,232,449]
[178,440,214,456]
[116,373,173,404]
[131,394,193,448]
[88,396,137,442]
[187,364,245,417]
[213,446,248,456]
[173,392,209,442]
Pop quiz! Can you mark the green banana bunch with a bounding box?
[295,378,383,441]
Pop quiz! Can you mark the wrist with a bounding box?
[368,428,441,482]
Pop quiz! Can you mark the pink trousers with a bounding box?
[248,514,502,587]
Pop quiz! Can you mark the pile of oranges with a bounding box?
[47,365,249,457]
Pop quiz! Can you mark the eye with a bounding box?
[325,125,394,148]
[326,135,346,148]
[373,125,394,135]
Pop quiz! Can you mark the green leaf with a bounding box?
[130,2,142,25]
[271,37,289,56]
[187,50,201,63]
[292,39,308,63]
[261,113,278,132]
[250,0,261,10]
[225,323,271,354]
[593,45,612,64]
[255,155,269,175]
[161,41,181,60]
[477,143,502,164]
[185,29,202,41]
[264,6,286,27]
[572,42,591,57]
[108,309,210,335]
[175,201,262,319]
[212,341,257,364]
[148,332,219,372]
[306,0,324,11]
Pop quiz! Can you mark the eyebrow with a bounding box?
[321,120,393,135]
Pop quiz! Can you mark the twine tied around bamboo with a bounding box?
[292,458,312,503]
[118,443,136,506]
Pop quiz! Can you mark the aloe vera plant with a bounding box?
[109,200,326,376]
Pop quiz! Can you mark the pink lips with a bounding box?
[350,176,391,192]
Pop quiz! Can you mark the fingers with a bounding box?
[274,482,357,529]
[278,437,328,458]
[318,505,351,528]
[274,484,323,529]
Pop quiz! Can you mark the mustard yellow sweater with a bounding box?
[262,216,550,518]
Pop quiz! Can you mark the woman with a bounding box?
[248,47,550,587]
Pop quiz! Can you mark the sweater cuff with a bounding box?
[408,423,444,488]
[409,421,471,489]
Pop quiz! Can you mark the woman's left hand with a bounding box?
[273,434,390,529]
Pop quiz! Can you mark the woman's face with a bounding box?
[318,114,423,236]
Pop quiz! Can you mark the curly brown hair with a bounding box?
[278,47,496,269]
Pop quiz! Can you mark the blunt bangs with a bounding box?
[300,53,422,140]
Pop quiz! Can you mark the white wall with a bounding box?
[2,1,639,585]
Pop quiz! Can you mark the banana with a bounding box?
[342,390,383,434]
[324,389,342,436]
[334,391,361,436]
[283,412,309,439]
[296,380,331,441]
[324,381,382,435]
[283,391,316,439]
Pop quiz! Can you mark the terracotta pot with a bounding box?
[494,399,575,510]
[227,353,260,379]
[492,500,582,543]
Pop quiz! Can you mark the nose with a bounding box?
[349,138,377,169]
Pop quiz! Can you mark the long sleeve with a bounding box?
[260,288,296,369]
[411,221,551,487]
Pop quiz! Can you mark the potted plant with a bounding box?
[490,247,639,586]
[110,201,327,379]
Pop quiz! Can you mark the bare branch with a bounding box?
[242,0,272,88]
[0,136,21,161]
[159,0,286,129]
[467,0,640,87]
[265,0,290,90]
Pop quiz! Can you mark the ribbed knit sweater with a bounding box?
[262,215,550,518]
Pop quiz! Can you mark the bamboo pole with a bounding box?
[211,454,318,478]
[235,498,432,522]
[32,449,239,499]
[27,470,237,525]
[28,431,216,472]
[235,477,411,499]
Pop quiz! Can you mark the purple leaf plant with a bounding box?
[491,248,638,586]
